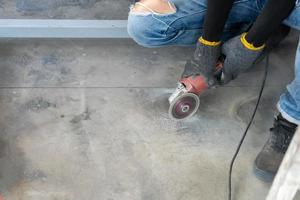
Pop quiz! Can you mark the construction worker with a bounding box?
[127,0,299,182]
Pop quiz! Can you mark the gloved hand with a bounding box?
[181,37,221,87]
[221,33,265,84]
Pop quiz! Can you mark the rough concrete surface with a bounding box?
[0,30,299,200]
[0,0,131,19]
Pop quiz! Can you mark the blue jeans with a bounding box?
[127,0,300,124]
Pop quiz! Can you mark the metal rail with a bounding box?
[0,19,129,38]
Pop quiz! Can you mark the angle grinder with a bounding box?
[168,57,225,120]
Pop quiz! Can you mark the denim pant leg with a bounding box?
[277,3,300,125]
[127,0,260,47]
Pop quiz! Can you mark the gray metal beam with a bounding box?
[0,19,129,38]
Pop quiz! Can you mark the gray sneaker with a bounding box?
[254,114,297,182]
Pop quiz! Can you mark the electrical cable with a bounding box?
[228,53,269,200]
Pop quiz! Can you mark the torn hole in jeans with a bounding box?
[130,1,176,16]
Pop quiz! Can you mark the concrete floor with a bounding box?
[0,0,131,19]
[0,31,299,200]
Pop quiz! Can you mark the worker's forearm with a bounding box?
[246,0,296,47]
[202,0,235,42]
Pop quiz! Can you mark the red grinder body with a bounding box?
[180,75,209,96]
[168,58,224,120]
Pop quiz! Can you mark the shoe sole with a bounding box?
[253,162,275,183]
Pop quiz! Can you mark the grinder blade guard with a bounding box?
[168,75,208,120]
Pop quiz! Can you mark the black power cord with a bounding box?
[228,53,269,200]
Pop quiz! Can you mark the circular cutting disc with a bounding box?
[169,93,200,120]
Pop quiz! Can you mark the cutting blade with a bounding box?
[169,92,200,120]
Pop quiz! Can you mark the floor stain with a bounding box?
[70,108,91,124]
[42,53,59,65]
[0,138,6,158]
[27,51,76,85]
[10,53,33,67]
[0,132,26,198]
[24,169,47,182]
[16,0,98,12]
[25,97,56,112]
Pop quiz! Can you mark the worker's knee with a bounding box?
[127,14,159,48]
[284,1,300,30]
[127,0,178,47]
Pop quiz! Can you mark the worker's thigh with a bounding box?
[127,0,261,47]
